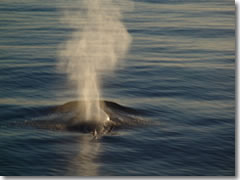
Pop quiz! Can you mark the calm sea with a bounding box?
[0,0,235,176]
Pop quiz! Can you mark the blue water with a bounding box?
[0,0,235,176]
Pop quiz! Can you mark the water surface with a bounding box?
[0,0,235,176]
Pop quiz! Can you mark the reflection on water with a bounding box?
[67,135,101,176]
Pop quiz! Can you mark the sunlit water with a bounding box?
[0,0,235,176]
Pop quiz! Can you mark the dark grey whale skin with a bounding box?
[19,100,152,134]
[51,100,142,115]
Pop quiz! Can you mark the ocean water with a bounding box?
[0,0,235,176]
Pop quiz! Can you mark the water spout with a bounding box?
[58,0,132,124]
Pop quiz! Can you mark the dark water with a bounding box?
[0,0,235,176]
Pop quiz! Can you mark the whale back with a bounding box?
[10,100,152,134]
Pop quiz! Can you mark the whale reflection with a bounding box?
[66,135,101,176]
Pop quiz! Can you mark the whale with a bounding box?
[12,100,151,135]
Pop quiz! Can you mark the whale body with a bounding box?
[17,100,151,135]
